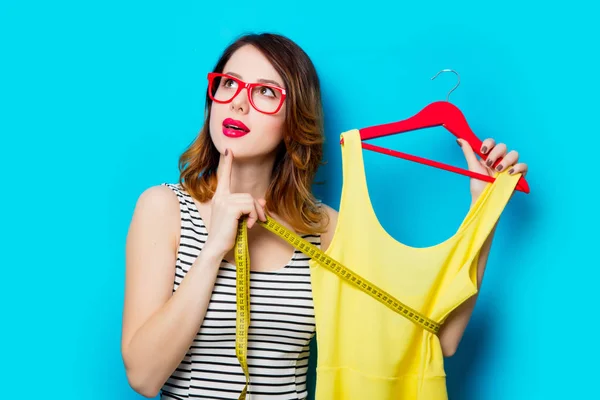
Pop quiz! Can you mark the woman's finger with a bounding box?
[255,199,267,222]
[231,201,258,229]
[508,162,528,177]
[494,150,519,173]
[246,205,258,229]
[480,138,496,155]
[485,143,507,168]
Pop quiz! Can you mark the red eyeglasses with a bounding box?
[207,72,287,114]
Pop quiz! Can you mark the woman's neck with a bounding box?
[227,154,277,200]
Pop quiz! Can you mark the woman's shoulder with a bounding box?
[135,184,181,209]
[320,202,338,219]
[130,184,182,227]
[127,184,183,255]
[319,202,338,252]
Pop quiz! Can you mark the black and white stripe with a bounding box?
[161,183,318,400]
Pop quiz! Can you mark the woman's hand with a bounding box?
[202,148,267,260]
[457,138,529,202]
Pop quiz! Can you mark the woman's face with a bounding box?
[209,45,287,161]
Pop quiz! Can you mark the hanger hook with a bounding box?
[431,69,460,102]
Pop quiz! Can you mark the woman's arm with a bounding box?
[121,186,222,398]
[440,137,528,357]
[438,221,498,357]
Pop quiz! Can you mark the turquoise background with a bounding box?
[1,0,597,398]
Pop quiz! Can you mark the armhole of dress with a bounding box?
[161,183,190,291]
[463,172,521,272]
[438,172,521,321]
[161,183,189,235]
[158,184,195,397]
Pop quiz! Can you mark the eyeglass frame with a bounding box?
[207,72,287,115]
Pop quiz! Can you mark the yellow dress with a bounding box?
[309,129,521,399]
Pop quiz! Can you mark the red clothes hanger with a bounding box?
[341,69,530,194]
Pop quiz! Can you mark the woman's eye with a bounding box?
[223,78,237,88]
[259,86,276,97]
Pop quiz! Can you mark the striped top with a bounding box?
[160,183,318,400]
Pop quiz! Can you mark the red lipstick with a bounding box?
[222,118,250,138]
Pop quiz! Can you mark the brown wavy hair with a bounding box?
[178,33,328,234]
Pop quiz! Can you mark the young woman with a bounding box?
[121,33,528,399]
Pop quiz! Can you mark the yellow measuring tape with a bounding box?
[235,219,251,400]
[234,215,441,399]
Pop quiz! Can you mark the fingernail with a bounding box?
[508,168,515,175]
[456,139,462,147]
[225,149,229,156]
[496,164,503,171]
[481,146,488,154]
[486,159,493,167]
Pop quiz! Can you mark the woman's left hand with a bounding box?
[457,138,529,201]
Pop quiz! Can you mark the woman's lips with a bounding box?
[222,127,249,138]
[223,118,250,138]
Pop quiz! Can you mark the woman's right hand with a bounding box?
[203,148,267,260]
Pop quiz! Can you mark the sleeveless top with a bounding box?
[160,183,319,400]
[308,130,521,399]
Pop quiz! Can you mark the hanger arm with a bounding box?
[344,101,530,193]
[362,142,496,184]
[359,102,483,153]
